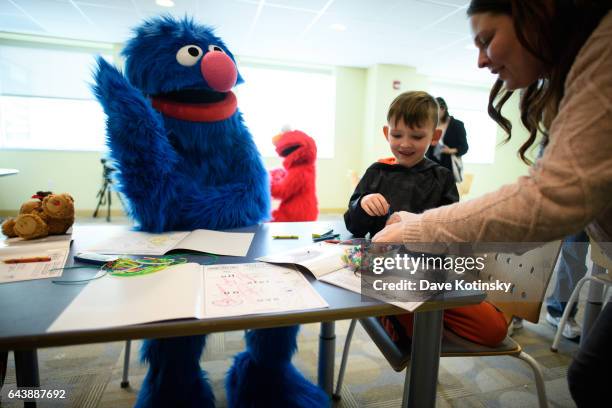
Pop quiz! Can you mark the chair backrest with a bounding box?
[590,238,612,270]
[457,173,474,197]
[479,241,561,323]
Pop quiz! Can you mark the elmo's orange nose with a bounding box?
[272,133,283,146]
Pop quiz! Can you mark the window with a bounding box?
[235,62,336,158]
[0,96,106,150]
[0,43,337,156]
[429,81,496,164]
[0,42,113,151]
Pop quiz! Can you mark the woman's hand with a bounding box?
[441,146,458,154]
[373,211,419,242]
[372,221,403,242]
[360,193,390,216]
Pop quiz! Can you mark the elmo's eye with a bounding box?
[176,45,203,66]
[208,44,225,53]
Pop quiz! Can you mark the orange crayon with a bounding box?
[3,256,52,264]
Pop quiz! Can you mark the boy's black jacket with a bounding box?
[344,158,459,238]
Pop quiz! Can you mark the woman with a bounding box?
[426,97,469,181]
[373,1,611,406]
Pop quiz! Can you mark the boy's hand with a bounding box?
[360,194,390,217]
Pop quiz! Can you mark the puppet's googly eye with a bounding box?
[208,44,225,53]
[176,45,203,66]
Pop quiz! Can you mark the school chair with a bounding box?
[334,241,562,408]
[551,238,612,352]
[347,169,360,190]
[457,173,474,198]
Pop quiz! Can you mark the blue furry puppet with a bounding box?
[93,16,328,408]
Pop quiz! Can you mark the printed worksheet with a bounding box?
[258,243,424,312]
[202,262,328,318]
[0,238,71,284]
[48,262,328,332]
[319,267,422,312]
[87,229,254,256]
[257,243,347,278]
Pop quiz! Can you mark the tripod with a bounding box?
[93,158,124,222]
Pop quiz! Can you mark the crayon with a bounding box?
[312,229,334,238]
[3,256,52,264]
[313,234,340,242]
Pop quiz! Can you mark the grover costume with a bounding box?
[93,16,327,408]
[270,129,318,221]
[344,158,458,237]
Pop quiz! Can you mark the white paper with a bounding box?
[0,239,71,284]
[320,267,422,312]
[257,243,347,279]
[0,233,72,248]
[47,261,328,332]
[259,244,423,312]
[202,263,328,318]
[87,231,190,255]
[176,229,255,257]
[47,263,203,332]
[87,229,254,257]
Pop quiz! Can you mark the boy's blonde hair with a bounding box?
[387,91,439,130]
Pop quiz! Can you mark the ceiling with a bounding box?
[0,0,494,85]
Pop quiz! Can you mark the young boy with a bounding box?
[344,91,507,347]
[344,91,457,237]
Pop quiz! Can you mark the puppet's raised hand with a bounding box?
[92,57,177,167]
[92,57,178,229]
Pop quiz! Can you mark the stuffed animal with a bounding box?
[2,192,74,240]
[270,129,318,221]
[93,16,327,408]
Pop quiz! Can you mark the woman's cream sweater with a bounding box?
[403,12,612,245]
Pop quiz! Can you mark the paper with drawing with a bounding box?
[0,236,71,284]
[258,243,422,312]
[256,243,347,278]
[47,262,328,332]
[87,229,254,257]
[202,263,327,318]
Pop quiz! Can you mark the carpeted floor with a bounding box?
[1,314,581,408]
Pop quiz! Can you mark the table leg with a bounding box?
[14,349,39,408]
[403,310,444,408]
[0,351,7,389]
[318,321,335,396]
[581,264,606,344]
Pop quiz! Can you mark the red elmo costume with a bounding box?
[270,130,318,221]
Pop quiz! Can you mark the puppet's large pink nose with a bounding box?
[201,52,237,92]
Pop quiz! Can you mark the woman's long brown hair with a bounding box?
[467,0,610,164]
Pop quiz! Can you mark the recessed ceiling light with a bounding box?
[156,0,175,7]
[330,23,347,32]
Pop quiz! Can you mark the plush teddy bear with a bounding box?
[2,192,75,240]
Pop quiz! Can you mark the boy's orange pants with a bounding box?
[380,301,508,347]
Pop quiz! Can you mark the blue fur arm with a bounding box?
[93,57,180,225]
[92,57,178,182]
